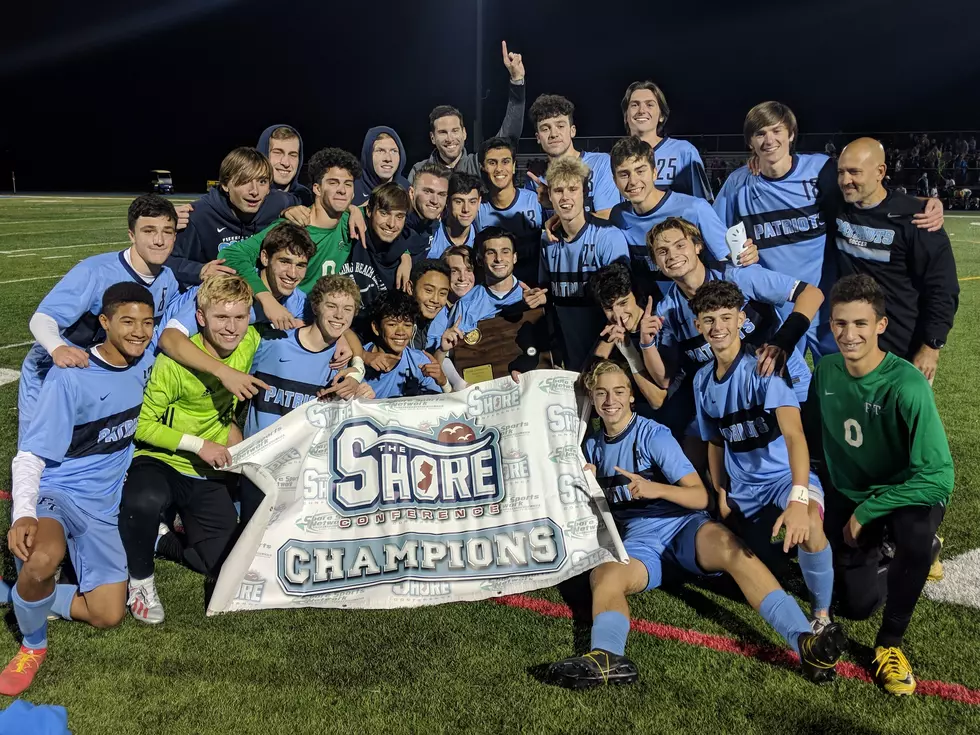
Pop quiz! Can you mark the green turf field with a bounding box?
[0,196,978,734]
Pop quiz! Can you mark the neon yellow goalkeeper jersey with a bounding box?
[135,327,260,478]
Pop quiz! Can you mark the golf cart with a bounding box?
[150,170,174,194]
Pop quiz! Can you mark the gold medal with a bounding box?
[463,328,482,346]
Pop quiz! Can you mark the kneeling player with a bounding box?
[546,361,846,689]
[691,281,834,629]
[808,275,953,696]
[1,284,157,695]
[363,291,449,397]
[119,275,260,624]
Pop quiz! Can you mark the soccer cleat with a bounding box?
[128,578,165,625]
[0,646,47,696]
[546,649,639,690]
[927,535,944,582]
[798,622,847,684]
[873,646,916,696]
[810,614,832,635]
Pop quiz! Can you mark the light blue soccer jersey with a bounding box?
[419,307,451,352]
[164,282,309,337]
[362,344,441,398]
[476,188,543,286]
[446,280,525,334]
[581,151,624,213]
[609,190,730,298]
[539,217,629,370]
[656,264,811,403]
[427,223,475,260]
[21,347,156,520]
[693,348,800,492]
[18,250,179,441]
[713,154,840,360]
[653,137,713,201]
[245,328,340,437]
[713,153,837,298]
[583,414,696,531]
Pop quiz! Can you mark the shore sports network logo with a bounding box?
[537,376,575,395]
[301,416,504,516]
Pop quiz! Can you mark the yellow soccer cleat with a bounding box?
[873,646,917,696]
[927,535,944,582]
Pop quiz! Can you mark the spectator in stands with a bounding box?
[970,135,977,153]
[916,171,929,197]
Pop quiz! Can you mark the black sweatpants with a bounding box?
[824,490,944,648]
[119,456,239,580]
[237,476,266,530]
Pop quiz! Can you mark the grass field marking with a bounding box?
[0,240,128,255]
[0,216,122,226]
[496,594,980,706]
[0,196,198,202]
[924,549,980,611]
[0,341,32,350]
[959,276,980,282]
[0,227,126,238]
[0,275,62,285]
[41,255,74,260]
[0,369,18,388]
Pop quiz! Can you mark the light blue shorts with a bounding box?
[36,491,127,593]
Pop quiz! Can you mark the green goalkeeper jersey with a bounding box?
[135,328,261,478]
[809,351,954,525]
[220,215,352,296]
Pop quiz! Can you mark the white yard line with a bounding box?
[0,216,121,226]
[0,341,33,350]
[0,240,126,255]
[42,255,74,260]
[924,549,980,610]
[0,275,63,285]
[0,226,119,238]
[0,196,134,201]
[0,368,18,387]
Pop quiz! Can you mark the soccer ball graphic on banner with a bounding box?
[438,422,477,443]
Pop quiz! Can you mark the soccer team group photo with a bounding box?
[0,3,976,732]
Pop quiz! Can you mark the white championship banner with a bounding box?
[207,370,627,614]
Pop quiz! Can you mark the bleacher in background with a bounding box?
[514,131,980,209]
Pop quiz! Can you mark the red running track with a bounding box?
[495,593,980,706]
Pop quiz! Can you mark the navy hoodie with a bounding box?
[167,186,298,289]
[353,126,411,206]
[341,227,428,340]
[257,124,314,206]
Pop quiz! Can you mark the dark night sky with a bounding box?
[1,0,978,192]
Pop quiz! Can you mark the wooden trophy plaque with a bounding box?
[451,304,553,384]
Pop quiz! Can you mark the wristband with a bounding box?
[639,341,655,350]
[347,356,365,383]
[789,484,809,506]
[178,434,205,454]
[768,311,811,354]
[440,381,453,393]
